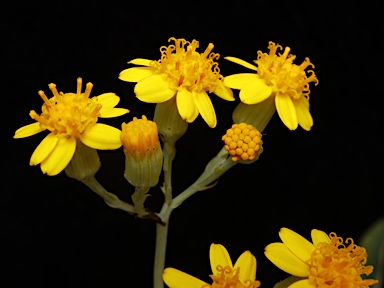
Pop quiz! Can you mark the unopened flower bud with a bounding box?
[121,115,163,187]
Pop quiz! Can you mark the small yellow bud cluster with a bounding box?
[222,123,262,161]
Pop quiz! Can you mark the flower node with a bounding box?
[151,37,222,93]
[307,232,379,288]
[203,265,260,288]
[121,115,159,154]
[29,78,101,137]
[255,41,319,101]
[222,123,262,161]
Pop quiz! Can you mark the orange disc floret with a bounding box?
[222,123,262,161]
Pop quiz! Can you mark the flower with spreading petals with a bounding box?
[163,243,260,288]
[119,37,234,128]
[14,78,129,176]
[264,228,379,288]
[224,42,319,131]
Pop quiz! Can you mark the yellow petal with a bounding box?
[79,123,122,150]
[99,108,129,118]
[95,93,120,109]
[224,73,260,90]
[234,250,256,282]
[162,268,207,288]
[213,80,235,101]
[264,243,309,277]
[134,74,176,103]
[128,58,152,66]
[40,136,76,176]
[293,97,313,131]
[14,122,45,138]
[224,57,258,71]
[288,279,313,288]
[311,229,330,246]
[30,133,59,165]
[193,91,217,128]
[239,79,272,104]
[119,67,156,82]
[176,88,195,122]
[275,93,298,130]
[279,228,315,263]
[210,244,233,274]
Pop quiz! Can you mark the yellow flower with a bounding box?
[119,37,234,128]
[224,42,319,131]
[264,228,379,288]
[163,243,260,288]
[222,123,263,162]
[14,78,129,176]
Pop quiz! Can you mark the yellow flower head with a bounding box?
[121,115,163,187]
[14,77,129,176]
[119,37,235,128]
[222,123,262,162]
[224,42,319,131]
[163,243,260,288]
[264,228,379,288]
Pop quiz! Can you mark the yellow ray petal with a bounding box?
[95,93,120,109]
[14,122,45,138]
[239,78,272,104]
[293,97,313,131]
[275,93,298,130]
[193,91,217,128]
[30,133,59,165]
[279,228,315,263]
[311,229,330,246]
[119,67,156,82]
[99,107,129,118]
[213,80,235,101]
[224,73,261,90]
[162,268,207,288]
[134,74,176,103]
[79,123,122,150]
[128,58,152,66]
[210,244,233,274]
[176,88,195,122]
[288,279,313,288]
[234,250,256,282]
[264,243,309,277]
[40,136,76,176]
[224,57,258,71]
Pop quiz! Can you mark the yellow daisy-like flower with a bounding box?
[163,243,260,288]
[119,37,234,128]
[14,78,129,176]
[224,42,319,131]
[264,228,379,288]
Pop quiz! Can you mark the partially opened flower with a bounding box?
[224,42,319,131]
[119,37,234,128]
[14,78,129,176]
[264,227,379,288]
[163,243,260,288]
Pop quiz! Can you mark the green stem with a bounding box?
[81,176,136,214]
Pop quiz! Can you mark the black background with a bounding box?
[2,1,383,288]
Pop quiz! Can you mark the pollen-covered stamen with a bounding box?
[203,265,260,288]
[29,78,102,137]
[222,123,262,161]
[307,233,379,288]
[150,37,223,93]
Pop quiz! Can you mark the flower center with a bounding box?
[120,115,159,155]
[222,123,262,161]
[255,41,319,101]
[307,232,379,288]
[29,78,101,138]
[150,37,223,93]
[203,266,260,288]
